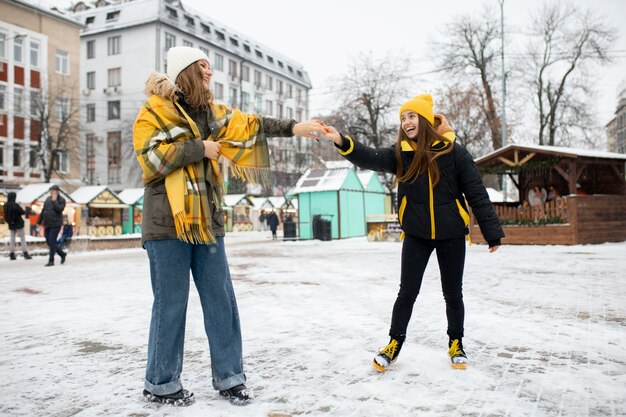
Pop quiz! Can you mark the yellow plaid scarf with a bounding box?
[134,93,270,244]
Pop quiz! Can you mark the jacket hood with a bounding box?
[7,192,16,202]
[144,71,179,101]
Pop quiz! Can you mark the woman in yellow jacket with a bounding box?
[323,94,504,371]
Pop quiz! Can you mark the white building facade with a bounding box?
[70,0,313,191]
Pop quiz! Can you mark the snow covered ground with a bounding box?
[1,232,625,417]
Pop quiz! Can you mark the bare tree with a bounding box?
[329,51,411,149]
[31,80,81,183]
[435,84,493,157]
[525,2,616,146]
[431,4,504,150]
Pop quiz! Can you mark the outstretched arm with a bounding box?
[323,125,397,174]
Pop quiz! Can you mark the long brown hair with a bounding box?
[394,115,454,187]
[175,61,213,110]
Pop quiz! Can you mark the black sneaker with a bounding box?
[219,384,252,406]
[372,337,405,372]
[60,253,66,264]
[44,262,54,267]
[143,389,195,406]
[448,338,468,369]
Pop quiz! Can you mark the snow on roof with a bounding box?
[70,186,109,204]
[268,196,289,208]
[324,160,353,169]
[292,168,352,194]
[249,197,271,209]
[117,188,144,205]
[476,144,626,164]
[223,194,248,207]
[16,183,74,204]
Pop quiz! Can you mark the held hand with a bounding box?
[433,114,453,136]
[321,124,344,146]
[203,140,222,160]
[488,245,500,253]
[293,120,326,139]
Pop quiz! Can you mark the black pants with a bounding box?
[44,226,65,263]
[390,234,466,340]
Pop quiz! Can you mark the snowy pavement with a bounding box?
[1,232,625,417]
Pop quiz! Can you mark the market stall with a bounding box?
[70,186,128,237]
[16,183,78,237]
[118,188,144,234]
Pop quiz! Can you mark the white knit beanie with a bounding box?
[166,46,210,83]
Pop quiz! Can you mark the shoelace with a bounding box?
[380,339,398,359]
[448,339,465,357]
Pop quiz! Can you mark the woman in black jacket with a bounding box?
[323,94,504,371]
[4,192,32,260]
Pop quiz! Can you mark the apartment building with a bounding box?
[69,0,313,191]
[0,0,82,191]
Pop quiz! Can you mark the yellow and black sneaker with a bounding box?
[372,337,404,372]
[448,339,468,369]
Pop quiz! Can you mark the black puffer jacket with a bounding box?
[336,135,504,246]
[4,192,25,231]
[38,195,66,228]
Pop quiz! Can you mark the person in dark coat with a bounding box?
[37,185,67,266]
[57,217,74,249]
[323,93,504,372]
[4,192,32,260]
[267,211,279,240]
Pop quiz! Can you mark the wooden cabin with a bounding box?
[470,144,626,244]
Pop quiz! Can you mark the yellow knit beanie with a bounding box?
[399,94,434,125]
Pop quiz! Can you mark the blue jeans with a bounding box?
[44,226,64,263]
[144,237,245,395]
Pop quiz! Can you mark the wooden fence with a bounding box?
[494,199,568,223]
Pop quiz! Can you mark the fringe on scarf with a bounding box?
[172,210,217,245]
[230,165,273,188]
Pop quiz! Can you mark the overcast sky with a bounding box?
[40,0,626,126]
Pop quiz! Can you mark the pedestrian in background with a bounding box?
[4,192,32,260]
[37,185,67,266]
[133,46,325,407]
[267,210,279,240]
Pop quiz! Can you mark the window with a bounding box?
[255,95,262,112]
[30,42,39,67]
[55,150,69,173]
[265,100,273,115]
[278,60,284,68]
[286,107,293,119]
[277,103,283,118]
[86,71,96,89]
[267,55,274,64]
[106,10,120,21]
[241,91,249,112]
[214,53,223,71]
[228,59,237,78]
[85,16,95,25]
[214,82,224,100]
[297,88,302,103]
[277,80,283,97]
[30,90,40,116]
[86,40,95,59]
[107,67,121,87]
[55,50,69,75]
[86,103,95,123]
[255,50,263,58]
[228,87,237,106]
[107,100,120,120]
[254,70,261,88]
[243,44,251,53]
[265,75,273,91]
[29,147,38,168]
[56,97,69,122]
[107,36,121,55]
[13,145,22,167]
[230,37,239,47]
[183,39,193,47]
[107,131,121,184]
[201,23,211,34]
[165,33,176,50]
[242,65,249,82]
[14,87,23,113]
[0,33,6,59]
[0,145,3,165]
[86,134,95,183]
[0,85,6,110]
[215,31,225,41]
[166,6,177,19]
[199,46,209,56]
[184,15,194,26]
[288,84,293,98]
[14,37,23,62]
[296,109,302,121]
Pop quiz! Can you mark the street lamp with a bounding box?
[497,0,508,203]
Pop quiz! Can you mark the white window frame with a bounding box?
[55,50,70,75]
[107,67,121,87]
[30,41,40,67]
[107,36,121,56]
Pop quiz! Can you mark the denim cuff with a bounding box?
[212,372,246,391]
[144,378,183,396]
